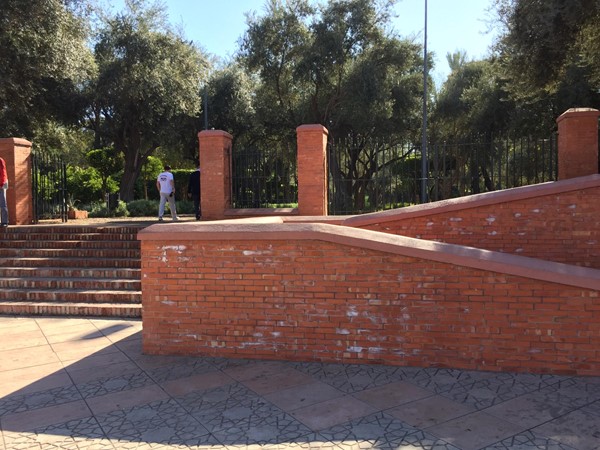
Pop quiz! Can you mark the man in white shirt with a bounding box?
[156,165,178,221]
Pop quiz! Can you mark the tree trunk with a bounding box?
[119,148,143,203]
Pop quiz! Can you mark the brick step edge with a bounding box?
[0,258,141,269]
[0,301,142,318]
[0,267,140,279]
[0,240,141,250]
[0,278,141,290]
[0,289,141,303]
[0,249,140,258]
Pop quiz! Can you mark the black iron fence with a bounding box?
[225,133,559,215]
[31,150,68,222]
[328,134,558,215]
[231,142,298,208]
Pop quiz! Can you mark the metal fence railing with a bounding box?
[228,133,559,215]
[231,142,298,208]
[31,150,68,223]
[328,134,558,215]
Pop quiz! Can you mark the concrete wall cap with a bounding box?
[0,137,32,147]
[343,174,600,227]
[556,107,600,123]
[296,124,329,134]
[138,221,600,291]
[197,129,233,139]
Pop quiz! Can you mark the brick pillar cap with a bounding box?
[0,137,32,147]
[296,124,329,135]
[198,129,233,139]
[557,107,600,124]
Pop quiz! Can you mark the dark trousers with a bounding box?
[192,194,201,219]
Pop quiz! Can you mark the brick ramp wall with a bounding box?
[139,222,600,376]
[344,174,600,269]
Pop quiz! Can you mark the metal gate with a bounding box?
[231,142,298,208]
[31,151,68,223]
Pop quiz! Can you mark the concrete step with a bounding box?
[0,229,142,241]
[0,301,142,318]
[0,288,141,303]
[0,224,144,319]
[0,276,141,291]
[0,239,140,250]
[0,257,141,269]
[0,266,140,279]
[0,248,140,259]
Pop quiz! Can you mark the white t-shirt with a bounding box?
[157,171,174,194]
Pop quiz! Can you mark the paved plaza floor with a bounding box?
[0,316,599,450]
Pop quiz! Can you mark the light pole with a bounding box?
[420,0,428,203]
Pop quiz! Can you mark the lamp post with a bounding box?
[204,86,209,130]
[420,0,428,203]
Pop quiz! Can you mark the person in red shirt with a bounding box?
[0,157,8,227]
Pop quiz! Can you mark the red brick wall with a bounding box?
[557,108,600,180]
[0,138,33,225]
[140,223,600,376]
[198,130,232,221]
[345,175,600,269]
[297,125,328,216]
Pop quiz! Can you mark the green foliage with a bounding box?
[87,200,129,218]
[86,147,123,195]
[0,0,93,137]
[66,166,105,205]
[126,199,158,216]
[493,0,600,117]
[432,58,514,139]
[240,0,424,140]
[89,0,210,201]
[206,64,259,139]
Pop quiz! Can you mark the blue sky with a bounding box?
[107,0,497,84]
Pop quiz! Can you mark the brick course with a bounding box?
[346,175,600,269]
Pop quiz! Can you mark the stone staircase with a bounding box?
[0,225,145,318]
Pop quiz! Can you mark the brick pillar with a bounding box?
[198,130,232,220]
[556,108,600,180]
[0,138,33,225]
[297,125,329,216]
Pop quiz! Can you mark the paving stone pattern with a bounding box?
[0,316,599,450]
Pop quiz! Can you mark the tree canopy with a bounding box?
[239,0,426,141]
[89,0,209,201]
[2,0,600,210]
[493,0,600,119]
[0,0,93,137]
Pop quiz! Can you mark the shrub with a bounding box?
[86,200,129,218]
[127,199,159,217]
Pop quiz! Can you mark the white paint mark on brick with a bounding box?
[337,328,350,335]
[368,347,384,353]
[243,250,273,256]
[486,216,496,223]
[514,213,522,218]
[347,306,359,318]
[568,204,577,209]
[450,217,463,222]
[271,332,281,337]
[488,231,497,236]
[426,222,434,227]
[161,245,187,252]
[161,300,176,305]
[347,346,363,353]
[532,209,541,213]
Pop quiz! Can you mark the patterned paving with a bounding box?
[1,317,599,450]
